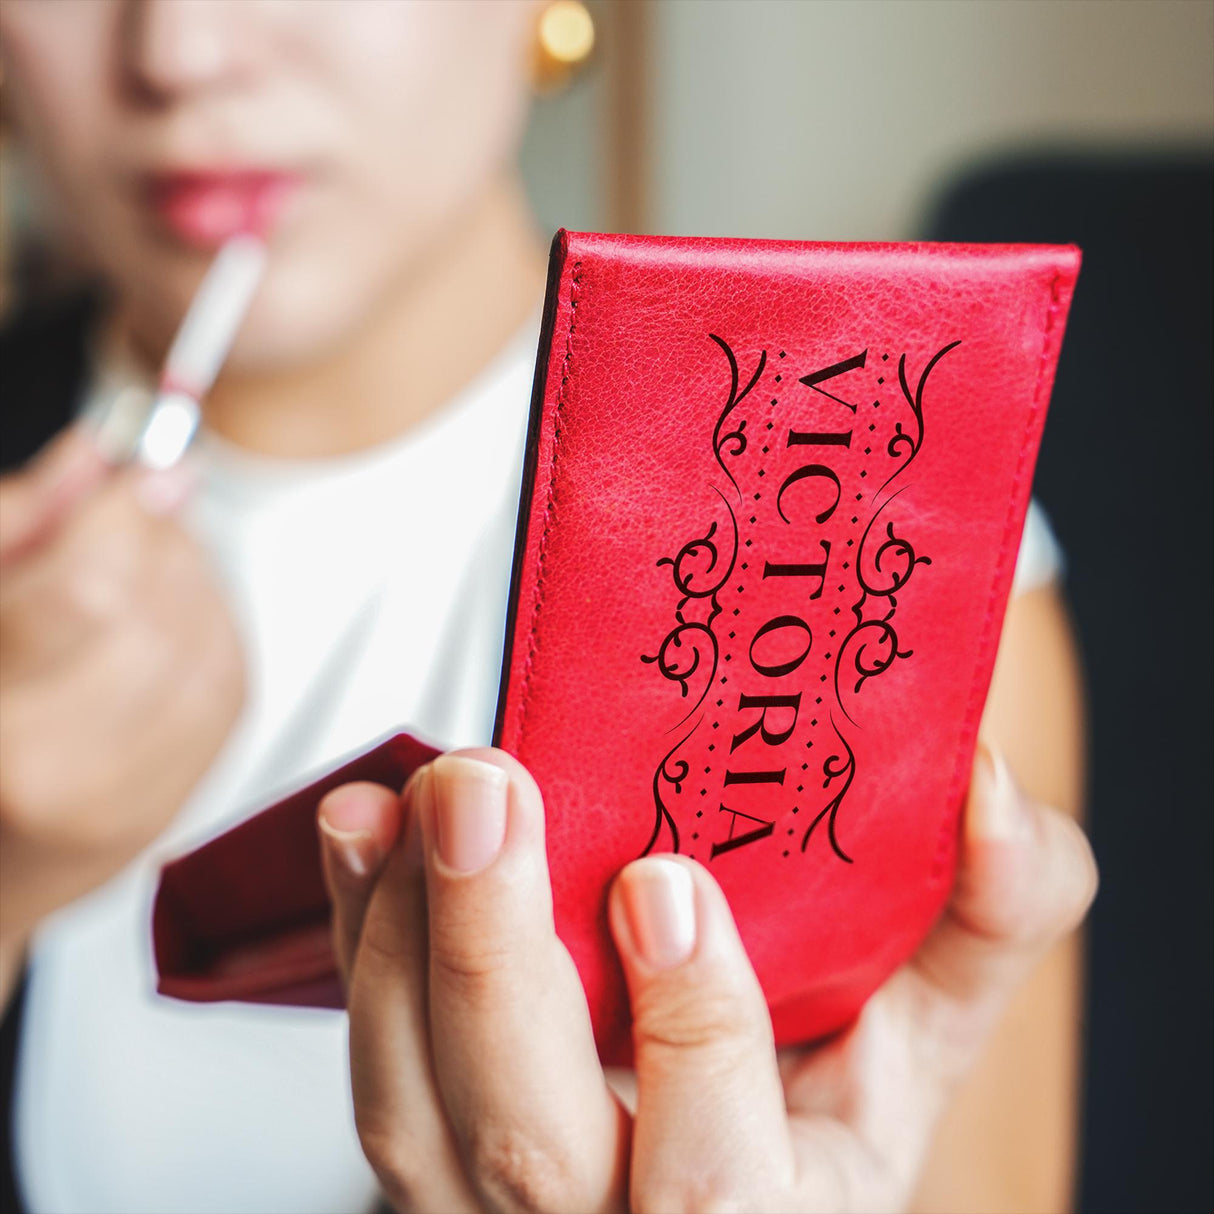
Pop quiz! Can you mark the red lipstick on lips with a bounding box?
[143,169,300,247]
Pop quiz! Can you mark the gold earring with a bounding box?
[532,0,596,94]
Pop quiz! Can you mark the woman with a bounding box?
[0,2,1093,1211]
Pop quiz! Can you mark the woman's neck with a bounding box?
[134,172,548,460]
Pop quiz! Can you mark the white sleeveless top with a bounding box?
[12,322,1061,1214]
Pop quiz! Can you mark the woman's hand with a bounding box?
[0,428,245,959]
[318,745,1096,1214]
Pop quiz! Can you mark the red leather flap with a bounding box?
[153,731,438,1006]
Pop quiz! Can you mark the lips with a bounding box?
[143,169,303,247]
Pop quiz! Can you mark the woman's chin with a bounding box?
[221,305,363,376]
[182,260,389,377]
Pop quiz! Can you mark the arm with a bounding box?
[912,583,1087,1213]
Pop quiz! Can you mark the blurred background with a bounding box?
[2,2,1211,1212]
[521,0,1213,238]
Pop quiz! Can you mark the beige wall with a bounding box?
[5,2,1212,269]
[644,0,1213,239]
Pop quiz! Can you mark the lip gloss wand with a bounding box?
[97,233,268,470]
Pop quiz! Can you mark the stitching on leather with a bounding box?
[515,259,583,744]
[931,272,1065,881]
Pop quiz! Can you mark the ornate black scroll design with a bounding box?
[802,717,854,863]
[709,333,767,499]
[641,486,739,729]
[832,489,932,725]
[641,335,762,855]
[643,719,700,855]
[879,340,961,494]
[815,340,958,854]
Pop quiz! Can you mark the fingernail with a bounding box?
[318,816,379,878]
[966,743,1022,843]
[428,755,509,874]
[619,858,697,970]
[135,463,197,515]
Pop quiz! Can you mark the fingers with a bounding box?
[417,749,629,1214]
[1,460,198,677]
[317,781,403,984]
[0,454,239,863]
[610,856,795,1212]
[1,455,218,720]
[0,425,109,565]
[341,773,479,1213]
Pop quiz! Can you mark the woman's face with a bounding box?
[0,0,537,368]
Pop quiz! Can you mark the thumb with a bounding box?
[909,743,1098,1015]
[317,781,404,986]
[784,746,1098,1201]
[609,857,795,1209]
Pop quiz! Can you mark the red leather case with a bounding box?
[155,232,1079,1061]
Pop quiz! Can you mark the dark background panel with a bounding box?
[928,153,1214,1214]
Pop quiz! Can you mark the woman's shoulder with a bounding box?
[1013,498,1064,595]
[0,291,98,472]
